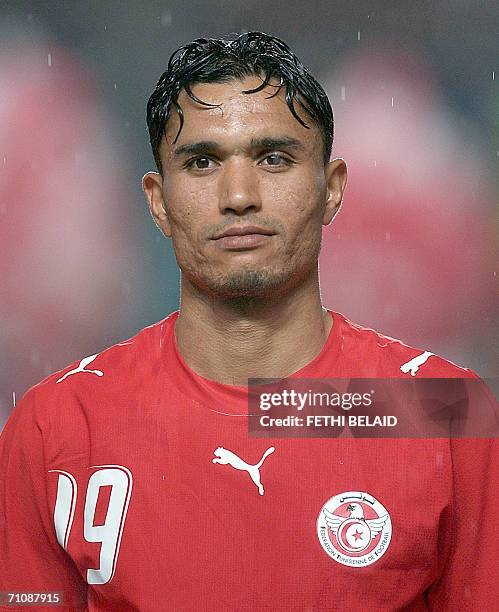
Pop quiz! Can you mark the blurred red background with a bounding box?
[1,5,497,427]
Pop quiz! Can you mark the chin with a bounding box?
[203,267,293,300]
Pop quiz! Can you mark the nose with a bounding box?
[218,158,262,216]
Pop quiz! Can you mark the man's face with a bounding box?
[143,75,346,299]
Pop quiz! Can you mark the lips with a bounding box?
[212,225,276,250]
[213,225,275,239]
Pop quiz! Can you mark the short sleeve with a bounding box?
[0,390,87,611]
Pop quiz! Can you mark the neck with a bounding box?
[174,270,333,386]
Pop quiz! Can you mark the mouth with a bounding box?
[212,225,276,251]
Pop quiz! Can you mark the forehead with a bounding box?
[162,75,322,154]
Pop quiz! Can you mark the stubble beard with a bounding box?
[181,235,322,304]
[186,255,319,304]
[203,266,291,300]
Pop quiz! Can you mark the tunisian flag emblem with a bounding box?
[316,491,392,566]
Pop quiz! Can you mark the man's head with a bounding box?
[143,31,347,301]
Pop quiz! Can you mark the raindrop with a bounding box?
[493,71,495,81]
[48,52,52,67]
[341,86,346,101]
[74,149,87,164]
[121,281,131,296]
[2,156,6,165]
[160,11,172,26]
[391,96,394,107]
[357,31,361,41]
[373,160,377,167]
[12,392,16,407]
[114,83,117,90]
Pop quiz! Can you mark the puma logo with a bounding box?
[212,447,275,496]
[56,354,104,383]
[400,351,434,376]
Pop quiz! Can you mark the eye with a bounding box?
[260,153,294,167]
[185,156,216,170]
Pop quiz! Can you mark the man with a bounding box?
[0,31,497,611]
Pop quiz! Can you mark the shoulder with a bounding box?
[331,311,478,379]
[15,311,179,419]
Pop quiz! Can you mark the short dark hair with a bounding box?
[146,31,334,174]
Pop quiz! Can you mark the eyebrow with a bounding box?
[173,136,304,158]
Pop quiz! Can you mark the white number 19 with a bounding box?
[50,465,133,585]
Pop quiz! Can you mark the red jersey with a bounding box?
[1,310,497,611]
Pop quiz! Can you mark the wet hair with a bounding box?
[146,31,334,174]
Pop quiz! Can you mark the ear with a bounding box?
[323,158,347,226]
[142,171,171,237]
